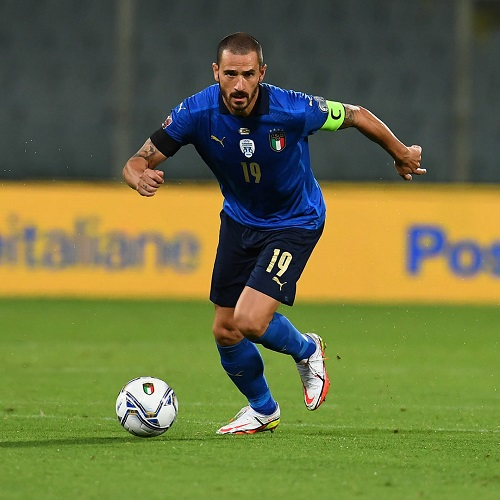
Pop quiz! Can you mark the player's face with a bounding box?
[213,50,266,117]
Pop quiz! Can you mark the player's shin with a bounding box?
[217,337,277,415]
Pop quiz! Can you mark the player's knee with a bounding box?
[233,309,268,341]
[212,321,242,347]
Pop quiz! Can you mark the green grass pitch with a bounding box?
[0,299,498,499]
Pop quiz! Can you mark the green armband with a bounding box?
[320,100,345,131]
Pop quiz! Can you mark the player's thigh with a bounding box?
[209,213,256,308]
[247,225,324,306]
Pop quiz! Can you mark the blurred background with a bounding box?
[1,0,499,183]
[1,0,500,303]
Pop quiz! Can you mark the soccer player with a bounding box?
[122,32,426,434]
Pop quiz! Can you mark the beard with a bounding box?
[220,84,259,115]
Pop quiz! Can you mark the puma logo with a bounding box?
[211,134,226,147]
[272,276,287,291]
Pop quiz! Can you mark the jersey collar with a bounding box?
[218,84,269,116]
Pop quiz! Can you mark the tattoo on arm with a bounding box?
[133,140,157,161]
[130,138,167,170]
[339,104,359,129]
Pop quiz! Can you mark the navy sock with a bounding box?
[255,312,316,362]
[217,337,277,415]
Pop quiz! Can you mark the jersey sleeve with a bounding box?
[161,98,195,145]
[149,98,195,157]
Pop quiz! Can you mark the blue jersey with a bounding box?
[158,83,336,230]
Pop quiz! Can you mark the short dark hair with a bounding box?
[216,32,264,66]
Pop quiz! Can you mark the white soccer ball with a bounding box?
[116,377,178,437]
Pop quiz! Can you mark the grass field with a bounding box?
[0,299,498,499]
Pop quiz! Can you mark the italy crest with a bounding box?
[142,382,155,395]
[269,130,286,152]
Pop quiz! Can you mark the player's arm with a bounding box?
[322,101,426,181]
[122,138,166,197]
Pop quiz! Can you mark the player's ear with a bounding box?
[258,64,267,83]
[212,63,220,82]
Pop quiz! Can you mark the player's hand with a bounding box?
[394,145,426,181]
[137,168,164,197]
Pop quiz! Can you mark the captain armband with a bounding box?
[320,101,345,131]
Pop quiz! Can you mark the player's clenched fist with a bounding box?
[137,168,164,197]
[395,145,426,181]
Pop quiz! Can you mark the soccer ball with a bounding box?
[116,377,178,437]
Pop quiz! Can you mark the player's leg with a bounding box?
[212,304,280,434]
[234,225,330,411]
[213,304,277,413]
[234,287,329,411]
[210,212,279,433]
[235,286,316,361]
[234,224,321,359]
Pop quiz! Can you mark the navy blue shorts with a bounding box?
[210,211,324,307]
